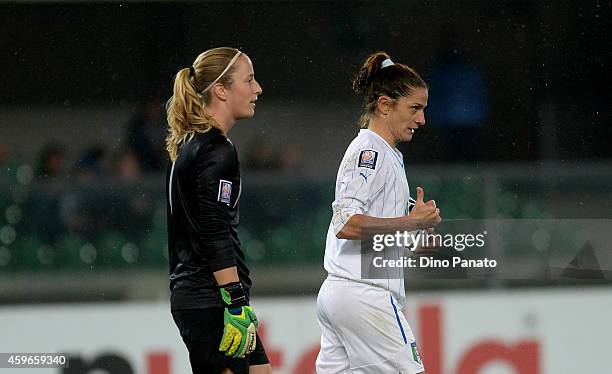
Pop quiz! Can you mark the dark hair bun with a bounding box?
[352,51,391,95]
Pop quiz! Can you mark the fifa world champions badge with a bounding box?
[358,150,378,170]
[218,180,232,205]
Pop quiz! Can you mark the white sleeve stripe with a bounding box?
[168,161,176,215]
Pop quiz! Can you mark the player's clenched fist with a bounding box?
[218,282,258,358]
[409,186,442,229]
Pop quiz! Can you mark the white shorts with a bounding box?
[316,277,425,374]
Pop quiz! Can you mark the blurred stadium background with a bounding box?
[0,1,610,373]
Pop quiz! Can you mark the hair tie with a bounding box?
[381,58,395,69]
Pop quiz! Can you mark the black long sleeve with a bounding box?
[195,139,238,272]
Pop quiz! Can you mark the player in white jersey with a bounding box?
[316,52,442,374]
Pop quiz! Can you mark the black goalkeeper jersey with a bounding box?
[166,127,251,310]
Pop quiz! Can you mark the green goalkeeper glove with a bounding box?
[218,282,258,358]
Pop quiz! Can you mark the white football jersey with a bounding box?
[324,129,411,307]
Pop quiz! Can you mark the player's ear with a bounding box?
[212,83,228,101]
[376,95,393,116]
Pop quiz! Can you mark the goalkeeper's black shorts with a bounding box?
[172,308,269,374]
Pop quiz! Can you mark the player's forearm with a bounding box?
[213,266,240,286]
[336,214,425,240]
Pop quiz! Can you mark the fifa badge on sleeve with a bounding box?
[358,150,378,170]
[218,180,233,205]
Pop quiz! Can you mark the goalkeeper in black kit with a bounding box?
[165,47,271,374]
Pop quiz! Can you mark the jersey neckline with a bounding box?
[359,129,404,167]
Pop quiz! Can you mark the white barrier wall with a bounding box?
[0,287,610,374]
